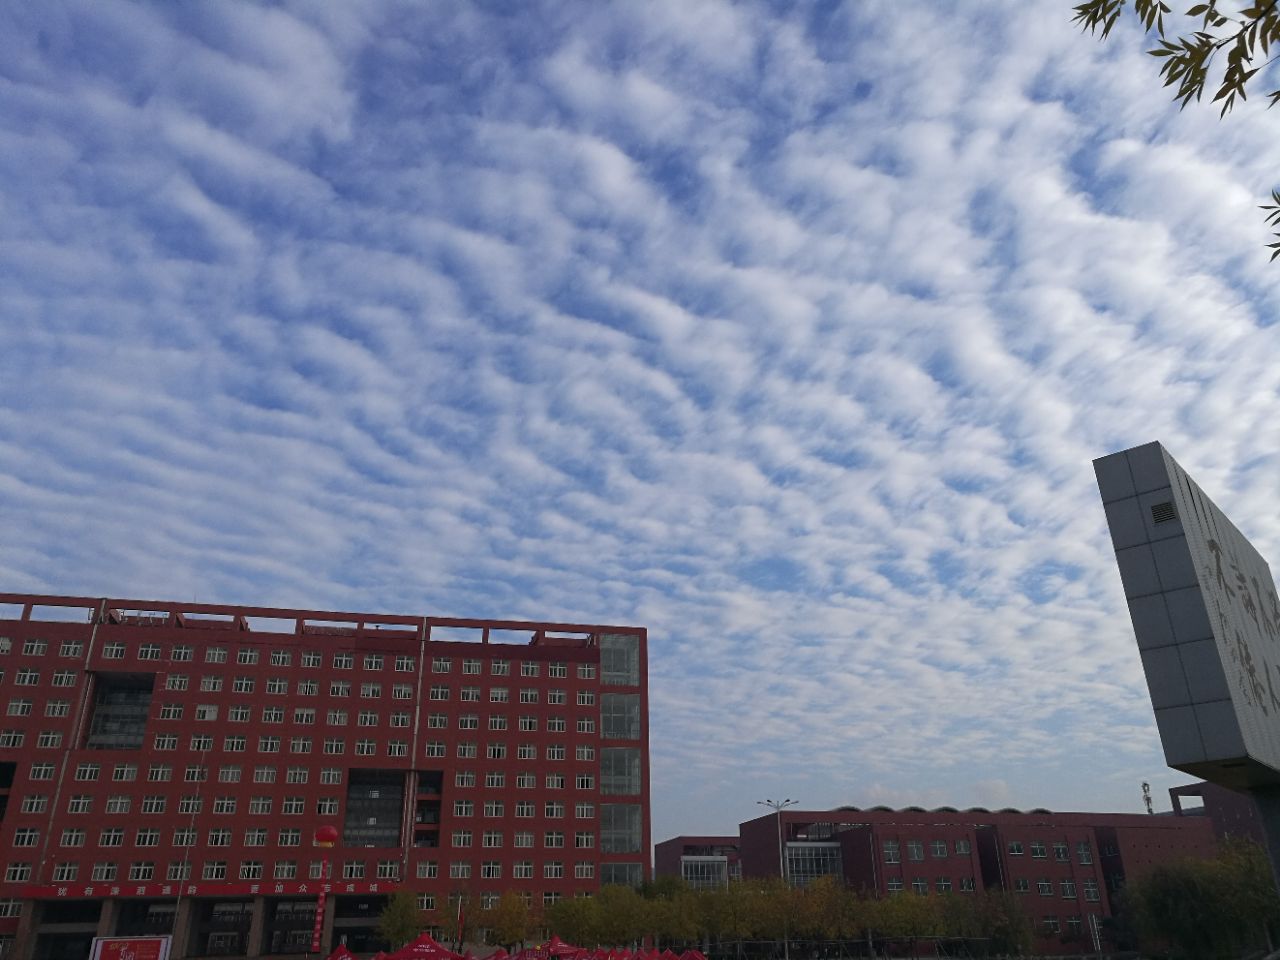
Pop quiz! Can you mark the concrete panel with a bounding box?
[1094,452,1135,503]
[1178,638,1231,703]
[1154,704,1206,765]
[1127,594,1175,650]
[1141,645,1192,708]
[1104,497,1148,551]
[1116,544,1161,599]
[1139,487,1184,542]
[1151,536,1198,591]
[1165,587,1214,643]
[1194,700,1247,760]
[1127,442,1171,495]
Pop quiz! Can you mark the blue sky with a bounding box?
[4,0,1280,849]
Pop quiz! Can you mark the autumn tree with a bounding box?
[378,889,424,951]
[485,893,534,950]
[1073,0,1280,256]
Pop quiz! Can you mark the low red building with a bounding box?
[661,803,1217,953]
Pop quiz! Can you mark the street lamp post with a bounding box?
[757,799,798,960]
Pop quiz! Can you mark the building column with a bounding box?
[246,897,266,959]
[11,900,42,960]
[95,898,120,938]
[170,898,195,960]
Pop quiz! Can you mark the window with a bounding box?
[53,863,78,881]
[1030,841,1047,859]
[30,762,54,780]
[361,683,381,699]
[102,643,125,660]
[199,677,222,692]
[233,676,254,694]
[281,797,305,815]
[254,766,277,784]
[356,739,376,756]
[1007,841,1024,856]
[190,735,214,751]
[454,800,474,817]
[460,687,480,703]
[1037,878,1053,896]
[136,829,160,847]
[168,862,192,881]
[575,774,595,790]
[1061,879,1077,898]
[432,657,452,673]
[45,700,69,717]
[274,861,298,880]
[907,840,924,861]
[544,861,565,878]
[576,802,595,819]
[5,864,30,883]
[931,840,948,858]
[960,877,976,892]
[547,718,566,732]
[261,707,284,724]
[205,646,228,664]
[203,862,227,880]
[22,795,48,814]
[224,736,247,752]
[271,650,292,667]
[99,828,124,847]
[158,703,183,720]
[577,690,595,706]
[358,711,378,727]
[245,830,268,847]
[935,877,952,893]
[166,674,188,691]
[316,798,338,815]
[425,741,445,757]
[1054,842,1069,862]
[330,681,351,697]
[518,744,536,760]
[6,700,30,718]
[290,737,312,754]
[91,863,117,882]
[220,769,241,787]
[545,801,565,818]
[141,796,166,814]
[521,661,539,677]
[279,829,301,847]
[578,663,596,679]
[266,678,287,695]
[520,716,537,732]
[302,651,322,668]
[14,670,38,686]
[377,860,399,879]
[519,689,538,704]
[548,662,567,678]
[575,831,594,849]
[546,774,565,789]
[259,736,281,753]
[491,659,510,676]
[883,841,901,865]
[333,653,354,669]
[148,764,172,782]
[298,680,318,696]
[427,713,447,729]
[576,745,595,761]
[75,763,99,781]
[170,645,192,661]
[1083,879,1100,902]
[1042,916,1060,934]
[577,718,596,734]
[321,767,342,785]
[449,862,471,879]
[326,710,347,726]
[1077,841,1093,865]
[482,831,503,849]
[286,767,309,784]
[456,772,476,788]
[12,829,38,848]
[128,862,155,881]
[516,773,536,789]
[955,839,972,855]
[106,796,130,813]
[138,644,161,661]
[214,795,238,813]
[513,861,533,879]
[37,731,62,748]
[544,831,565,848]
[392,683,412,699]
[417,861,439,879]
[388,741,408,757]
[547,690,566,705]
[391,712,411,727]
[61,641,84,657]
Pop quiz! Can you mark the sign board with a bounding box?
[1096,442,1280,787]
[90,937,171,960]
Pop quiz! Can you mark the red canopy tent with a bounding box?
[388,934,464,960]
[324,947,355,960]
[679,951,707,960]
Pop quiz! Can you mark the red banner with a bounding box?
[90,938,171,960]
[24,879,392,900]
[311,890,327,953]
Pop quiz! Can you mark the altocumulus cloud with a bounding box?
[2,0,1280,843]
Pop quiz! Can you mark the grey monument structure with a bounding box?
[1095,441,1280,882]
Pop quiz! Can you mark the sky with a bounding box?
[3,0,1280,851]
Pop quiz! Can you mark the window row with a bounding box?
[885,877,977,894]
[1012,877,1100,900]
[882,838,972,863]
[451,801,596,819]
[25,761,351,785]
[162,676,415,698]
[451,771,590,790]
[1006,840,1093,864]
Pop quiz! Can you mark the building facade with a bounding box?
[0,594,650,960]
[660,804,1216,953]
[652,837,740,890]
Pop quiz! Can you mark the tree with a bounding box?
[1073,0,1280,256]
[378,889,424,951]
[486,893,534,949]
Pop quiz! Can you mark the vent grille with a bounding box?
[1151,502,1177,524]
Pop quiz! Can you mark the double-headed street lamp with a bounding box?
[757,799,799,960]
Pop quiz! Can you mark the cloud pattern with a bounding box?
[3,0,1280,845]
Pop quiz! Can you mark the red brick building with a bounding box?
[0,594,649,960]
[660,804,1216,953]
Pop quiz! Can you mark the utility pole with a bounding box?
[757,799,798,960]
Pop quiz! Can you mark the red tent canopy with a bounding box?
[388,934,463,960]
[325,947,355,960]
[679,951,707,960]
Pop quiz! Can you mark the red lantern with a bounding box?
[314,825,339,847]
